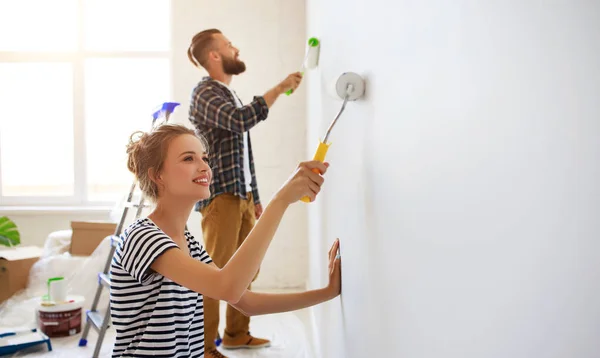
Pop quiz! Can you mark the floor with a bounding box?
[2,293,315,358]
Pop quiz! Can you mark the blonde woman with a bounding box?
[109,124,341,358]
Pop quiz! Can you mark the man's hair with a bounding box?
[187,29,222,69]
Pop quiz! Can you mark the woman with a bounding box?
[109,123,341,358]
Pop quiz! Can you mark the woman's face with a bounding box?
[157,133,212,201]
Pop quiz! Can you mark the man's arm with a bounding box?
[231,288,337,317]
[189,73,302,134]
[262,72,303,108]
[262,83,285,108]
[190,85,269,134]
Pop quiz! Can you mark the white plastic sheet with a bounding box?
[0,234,112,356]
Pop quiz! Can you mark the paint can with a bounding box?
[36,295,85,337]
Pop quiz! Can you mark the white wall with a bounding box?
[307,1,600,357]
[2,0,308,290]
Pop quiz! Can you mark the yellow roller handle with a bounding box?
[301,140,330,203]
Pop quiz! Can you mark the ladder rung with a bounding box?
[98,273,110,287]
[123,202,152,208]
[86,311,105,332]
[110,235,121,248]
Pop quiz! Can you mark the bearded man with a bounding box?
[186,29,302,358]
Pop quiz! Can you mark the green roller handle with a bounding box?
[285,72,304,96]
[285,37,319,96]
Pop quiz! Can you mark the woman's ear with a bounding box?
[148,168,163,186]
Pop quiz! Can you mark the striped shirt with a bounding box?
[110,218,213,357]
[188,76,269,211]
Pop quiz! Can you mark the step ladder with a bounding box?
[78,102,180,357]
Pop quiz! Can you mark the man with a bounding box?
[187,29,302,358]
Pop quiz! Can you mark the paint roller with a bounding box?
[301,72,366,203]
[285,37,320,96]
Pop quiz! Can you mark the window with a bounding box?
[0,0,171,206]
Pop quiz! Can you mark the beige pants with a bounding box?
[200,192,259,350]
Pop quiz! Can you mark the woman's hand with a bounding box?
[275,161,329,204]
[326,238,342,299]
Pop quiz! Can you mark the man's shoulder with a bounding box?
[193,76,228,94]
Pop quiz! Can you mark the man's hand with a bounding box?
[255,203,263,219]
[277,72,303,94]
[263,72,303,108]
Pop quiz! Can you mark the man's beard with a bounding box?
[222,56,246,75]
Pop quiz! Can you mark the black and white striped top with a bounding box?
[110,218,213,357]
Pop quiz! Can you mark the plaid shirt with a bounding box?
[189,76,269,211]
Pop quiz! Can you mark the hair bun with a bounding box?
[126,131,146,175]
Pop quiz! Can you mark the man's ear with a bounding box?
[209,50,220,62]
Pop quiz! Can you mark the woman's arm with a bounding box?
[231,288,336,317]
[151,197,287,303]
[231,238,342,316]
[151,161,328,303]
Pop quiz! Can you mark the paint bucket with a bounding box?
[36,295,85,337]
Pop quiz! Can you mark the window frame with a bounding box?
[0,1,172,208]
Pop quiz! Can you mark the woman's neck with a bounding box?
[147,196,195,239]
